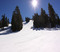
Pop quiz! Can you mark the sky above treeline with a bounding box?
[0,0,60,22]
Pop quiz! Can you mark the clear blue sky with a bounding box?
[0,0,60,22]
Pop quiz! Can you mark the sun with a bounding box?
[32,0,37,8]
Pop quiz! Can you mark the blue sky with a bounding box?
[0,0,60,22]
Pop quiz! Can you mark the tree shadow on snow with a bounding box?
[0,26,19,35]
[31,26,60,31]
[0,26,11,32]
[31,27,44,31]
[45,28,60,31]
[23,22,29,25]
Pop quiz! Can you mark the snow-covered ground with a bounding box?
[0,20,60,52]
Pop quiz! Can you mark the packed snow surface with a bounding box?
[0,20,60,52]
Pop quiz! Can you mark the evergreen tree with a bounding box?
[5,17,8,26]
[7,18,9,24]
[33,13,40,28]
[25,17,30,23]
[55,14,60,25]
[0,20,2,28]
[1,14,6,29]
[48,3,56,27]
[40,8,46,27]
[33,8,49,28]
[1,14,9,28]
[11,6,23,32]
[40,8,49,27]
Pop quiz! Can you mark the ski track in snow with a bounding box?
[0,20,60,52]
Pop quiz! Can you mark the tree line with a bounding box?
[0,6,30,32]
[0,3,60,32]
[33,3,60,28]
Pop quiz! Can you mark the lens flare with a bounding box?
[32,0,37,8]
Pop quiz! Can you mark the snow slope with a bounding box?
[0,20,60,52]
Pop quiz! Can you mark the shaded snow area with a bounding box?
[0,20,60,52]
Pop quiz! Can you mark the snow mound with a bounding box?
[0,20,60,52]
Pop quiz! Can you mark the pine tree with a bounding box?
[11,6,23,32]
[25,17,30,23]
[48,3,56,27]
[33,8,49,28]
[33,13,40,28]
[7,18,9,24]
[5,17,8,26]
[40,8,49,27]
[1,14,9,29]
[40,8,46,27]
[0,20,2,28]
[55,14,60,25]
[1,14,6,29]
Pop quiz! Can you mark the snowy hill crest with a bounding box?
[0,20,60,52]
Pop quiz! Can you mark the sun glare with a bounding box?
[32,0,37,8]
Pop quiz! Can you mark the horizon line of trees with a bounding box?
[0,3,60,32]
[33,3,60,28]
